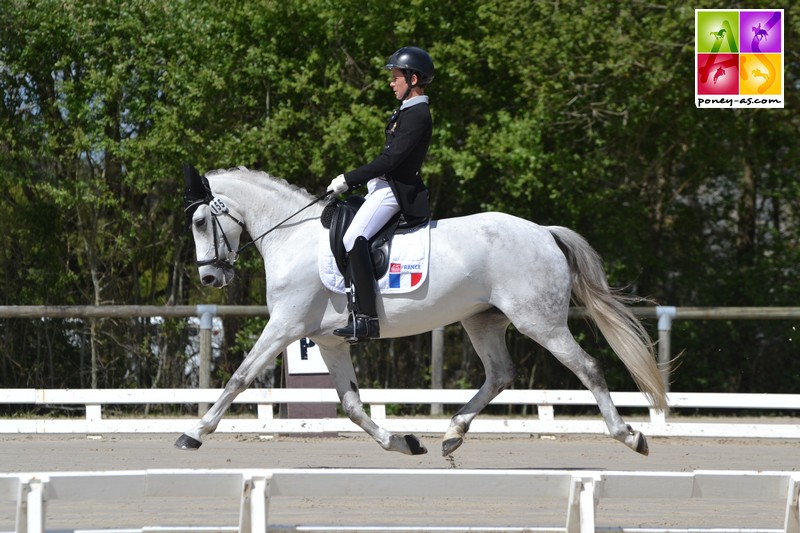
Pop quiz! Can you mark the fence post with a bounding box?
[16,476,46,533]
[431,327,444,416]
[656,306,676,393]
[784,475,800,533]
[196,304,217,416]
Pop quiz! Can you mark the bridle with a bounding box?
[191,191,332,270]
[194,198,246,270]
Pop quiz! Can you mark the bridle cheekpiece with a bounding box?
[183,165,245,270]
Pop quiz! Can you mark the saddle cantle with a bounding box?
[321,196,428,279]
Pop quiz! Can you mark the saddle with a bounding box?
[321,196,428,279]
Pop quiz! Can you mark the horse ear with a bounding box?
[183,164,202,194]
[183,163,198,184]
[182,164,212,218]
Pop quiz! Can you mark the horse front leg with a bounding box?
[443,311,517,456]
[317,339,427,455]
[175,324,293,450]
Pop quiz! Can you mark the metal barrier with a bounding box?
[1,388,799,438]
[3,468,799,533]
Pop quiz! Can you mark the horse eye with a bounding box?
[193,217,207,229]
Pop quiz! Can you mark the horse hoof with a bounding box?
[626,430,649,456]
[634,432,649,456]
[174,434,202,450]
[404,434,428,455]
[621,425,649,456]
[442,437,463,457]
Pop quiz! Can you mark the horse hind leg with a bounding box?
[443,309,517,457]
[523,324,649,455]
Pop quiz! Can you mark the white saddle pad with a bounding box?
[319,224,430,294]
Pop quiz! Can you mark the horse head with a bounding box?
[183,165,246,287]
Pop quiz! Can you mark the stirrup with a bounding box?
[333,314,380,343]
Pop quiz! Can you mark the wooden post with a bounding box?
[656,306,676,394]
[197,305,217,416]
[431,327,444,415]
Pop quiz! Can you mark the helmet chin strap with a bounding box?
[401,70,417,101]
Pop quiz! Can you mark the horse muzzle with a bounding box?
[197,261,235,287]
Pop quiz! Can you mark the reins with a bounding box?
[235,190,332,255]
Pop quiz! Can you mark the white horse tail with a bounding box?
[547,226,668,412]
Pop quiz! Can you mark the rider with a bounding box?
[327,46,434,342]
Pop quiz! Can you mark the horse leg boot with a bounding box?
[334,236,380,342]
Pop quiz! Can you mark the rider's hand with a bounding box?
[327,174,348,194]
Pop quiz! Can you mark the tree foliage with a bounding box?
[0,0,798,398]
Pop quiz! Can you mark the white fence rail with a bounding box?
[3,468,799,533]
[2,388,800,439]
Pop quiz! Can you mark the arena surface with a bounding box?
[1,432,798,531]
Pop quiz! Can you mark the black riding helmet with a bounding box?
[384,46,434,88]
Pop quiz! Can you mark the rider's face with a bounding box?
[390,68,417,101]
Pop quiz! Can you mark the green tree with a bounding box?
[0,0,797,398]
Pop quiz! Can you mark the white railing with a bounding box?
[2,388,800,439]
[3,468,799,533]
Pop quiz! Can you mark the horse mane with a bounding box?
[205,166,316,201]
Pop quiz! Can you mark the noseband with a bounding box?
[195,198,245,270]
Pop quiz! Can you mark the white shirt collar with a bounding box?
[400,95,429,110]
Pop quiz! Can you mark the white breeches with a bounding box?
[343,178,400,252]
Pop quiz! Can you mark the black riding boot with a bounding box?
[333,236,380,342]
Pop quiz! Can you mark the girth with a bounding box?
[321,196,428,279]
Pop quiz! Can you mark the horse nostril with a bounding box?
[201,275,217,286]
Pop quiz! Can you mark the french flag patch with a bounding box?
[388,262,423,289]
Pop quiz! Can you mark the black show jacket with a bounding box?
[343,98,432,223]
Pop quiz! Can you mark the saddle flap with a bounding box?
[325,197,363,275]
[318,221,430,296]
[323,196,406,279]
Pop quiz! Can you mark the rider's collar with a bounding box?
[400,95,429,110]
